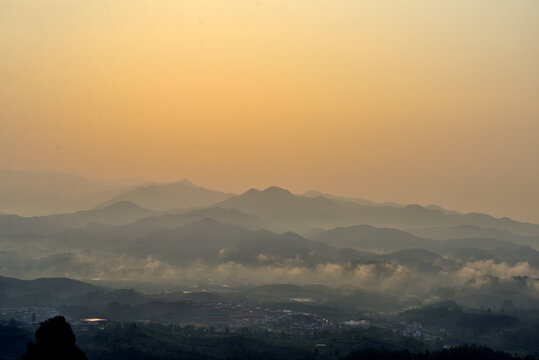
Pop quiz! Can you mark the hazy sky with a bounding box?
[1,0,538,222]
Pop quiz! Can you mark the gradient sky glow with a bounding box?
[1,0,538,222]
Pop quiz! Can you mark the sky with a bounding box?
[1,0,538,222]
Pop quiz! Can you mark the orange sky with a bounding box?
[1,0,538,222]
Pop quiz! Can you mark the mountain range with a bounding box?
[1,174,539,298]
[99,179,233,211]
[0,170,141,216]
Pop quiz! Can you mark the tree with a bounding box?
[21,316,87,360]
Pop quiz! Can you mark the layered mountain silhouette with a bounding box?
[302,190,403,208]
[118,219,457,272]
[310,224,433,252]
[216,187,368,231]
[129,218,263,261]
[407,225,539,248]
[120,207,280,234]
[217,187,539,235]
[0,170,141,216]
[99,179,233,210]
[43,201,158,228]
[0,201,158,235]
[2,179,539,287]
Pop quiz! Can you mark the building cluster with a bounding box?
[0,307,60,327]
[402,322,423,337]
[198,302,336,331]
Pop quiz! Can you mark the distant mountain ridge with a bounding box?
[43,200,159,227]
[0,201,159,234]
[3,183,539,239]
[99,179,234,211]
[311,224,434,252]
[407,225,539,248]
[121,207,281,233]
[0,276,96,299]
[0,170,142,216]
[217,187,539,236]
[302,190,403,207]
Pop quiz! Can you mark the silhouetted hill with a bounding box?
[122,207,280,234]
[304,191,461,216]
[434,237,529,252]
[125,218,452,272]
[0,276,96,298]
[0,201,158,236]
[226,231,363,266]
[218,187,352,216]
[424,204,462,215]
[407,225,539,248]
[100,179,233,210]
[43,201,158,227]
[302,190,403,207]
[129,218,264,261]
[433,242,539,268]
[216,187,368,231]
[0,214,66,236]
[218,187,539,235]
[124,218,368,266]
[311,224,434,252]
[22,316,87,360]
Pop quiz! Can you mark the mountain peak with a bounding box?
[262,186,292,195]
[103,200,144,210]
[173,178,196,187]
[241,186,292,197]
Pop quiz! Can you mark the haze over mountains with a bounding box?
[1,171,539,309]
[100,179,233,211]
[0,170,143,216]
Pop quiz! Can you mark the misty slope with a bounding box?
[0,170,141,216]
[311,224,434,252]
[217,187,539,235]
[127,218,270,262]
[112,218,367,266]
[407,225,539,248]
[31,208,279,252]
[302,190,402,208]
[225,231,370,266]
[100,179,233,210]
[216,187,368,230]
[123,207,281,234]
[42,201,159,227]
[433,241,539,268]
[308,225,539,268]
[434,237,530,253]
[0,214,66,236]
[303,191,462,216]
[0,201,159,235]
[457,275,539,308]
[2,183,539,292]
[124,219,455,274]
[377,248,456,273]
